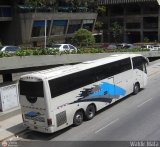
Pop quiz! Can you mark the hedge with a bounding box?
[0,47,150,58]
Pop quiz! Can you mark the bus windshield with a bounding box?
[20,80,44,97]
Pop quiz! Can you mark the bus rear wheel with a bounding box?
[73,110,84,126]
[85,104,96,120]
[133,83,140,95]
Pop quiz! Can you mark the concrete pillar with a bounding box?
[158,6,160,42]
[140,5,144,42]
[92,19,97,32]
[123,5,127,42]
[65,20,70,36]
[107,6,111,42]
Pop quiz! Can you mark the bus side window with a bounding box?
[132,57,143,71]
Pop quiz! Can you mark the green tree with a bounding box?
[24,0,57,11]
[48,37,56,46]
[95,21,103,33]
[72,28,95,47]
[87,0,98,12]
[97,5,106,16]
[110,22,123,43]
[143,37,150,43]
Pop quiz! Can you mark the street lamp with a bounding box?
[44,19,47,48]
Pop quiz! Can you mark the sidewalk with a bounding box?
[0,106,26,141]
[0,113,25,141]
[0,59,160,142]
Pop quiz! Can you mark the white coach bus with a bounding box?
[19,54,148,133]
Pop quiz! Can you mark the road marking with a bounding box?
[95,118,119,134]
[137,98,153,108]
[0,128,4,132]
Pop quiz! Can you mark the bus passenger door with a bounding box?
[114,70,133,99]
[97,76,115,104]
[132,57,147,88]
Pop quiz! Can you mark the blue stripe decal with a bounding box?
[90,82,126,97]
[70,82,126,104]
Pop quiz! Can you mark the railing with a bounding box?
[17,5,93,13]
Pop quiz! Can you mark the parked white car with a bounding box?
[151,44,160,51]
[50,44,77,52]
[141,45,153,50]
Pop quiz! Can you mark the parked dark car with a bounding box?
[0,46,21,53]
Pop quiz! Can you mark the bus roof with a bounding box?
[20,54,142,80]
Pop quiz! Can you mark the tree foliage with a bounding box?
[143,37,150,43]
[72,29,95,47]
[110,22,123,43]
[25,0,57,7]
[95,21,103,32]
[97,6,106,16]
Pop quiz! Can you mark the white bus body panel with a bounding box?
[49,76,125,131]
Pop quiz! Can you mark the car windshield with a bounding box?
[0,46,3,50]
[52,45,61,48]
[141,46,147,48]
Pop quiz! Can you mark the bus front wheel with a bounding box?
[133,83,140,95]
[73,110,84,126]
[85,104,96,120]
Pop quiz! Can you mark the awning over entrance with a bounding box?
[98,0,160,5]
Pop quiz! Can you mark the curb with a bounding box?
[0,108,21,121]
[0,128,28,142]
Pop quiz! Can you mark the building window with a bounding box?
[110,18,123,27]
[82,19,94,31]
[126,23,140,29]
[0,6,12,17]
[67,20,82,34]
[143,32,158,42]
[143,4,158,14]
[126,4,141,15]
[51,20,68,35]
[143,17,158,29]
[110,5,124,16]
[31,20,51,37]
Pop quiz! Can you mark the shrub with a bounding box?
[0,47,150,58]
[15,49,33,56]
[72,28,95,47]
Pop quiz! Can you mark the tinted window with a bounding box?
[20,80,44,97]
[69,45,75,49]
[5,46,19,51]
[52,45,61,48]
[132,56,147,71]
[49,58,132,98]
[63,45,69,49]
[5,47,12,51]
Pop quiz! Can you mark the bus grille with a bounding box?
[56,111,67,127]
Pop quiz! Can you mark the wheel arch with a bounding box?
[85,103,97,113]
[134,82,140,89]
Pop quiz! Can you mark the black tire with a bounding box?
[85,105,96,120]
[133,83,140,95]
[73,110,84,126]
